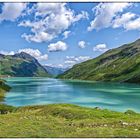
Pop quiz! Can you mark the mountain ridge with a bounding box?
[0,52,50,77]
[58,38,140,83]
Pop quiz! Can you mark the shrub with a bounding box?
[0,104,16,114]
[124,110,137,115]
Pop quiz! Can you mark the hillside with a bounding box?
[0,52,50,77]
[58,39,140,83]
[0,103,140,137]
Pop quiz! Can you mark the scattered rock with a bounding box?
[122,122,128,126]
[94,107,101,110]
[119,120,129,126]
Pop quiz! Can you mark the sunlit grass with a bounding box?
[0,104,140,137]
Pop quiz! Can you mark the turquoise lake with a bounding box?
[4,77,140,112]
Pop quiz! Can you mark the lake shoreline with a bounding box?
[4,77,140,113]
[1,79,140,137]
[0,78,138,114]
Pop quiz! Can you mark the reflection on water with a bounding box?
[4,77,140,112]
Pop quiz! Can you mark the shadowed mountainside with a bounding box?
[0,52,50,77]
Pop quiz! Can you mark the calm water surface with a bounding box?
[4,77,140,112]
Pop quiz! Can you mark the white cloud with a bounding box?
[66,56,91,62]
[78,41,86,48]
[64,60,76,65]
[66,56,75,59]
[21,32,54,43]
[48,41,68,52]
[112,12,140,31]
[45,63,64,68]
[78,56,91,61]
[19,3,88,43]
[112,12,136,28]
[124,17,140,30]
[65,55,91,67]
[18,48,41,57]
[57,64,64,68]
[0,48,48,61]
[93,44,109,52]
[63,31,71,39]
[37,54,48,61]
[0,50,15,55]
[0,3,27,22]
[87,3,132,31]
[18,48,48,61]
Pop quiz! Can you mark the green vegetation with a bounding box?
[0,80,11,101]
[0,104,140,137]
[0,104,16,114]
[58,39,140,83]
[0,52,50,77]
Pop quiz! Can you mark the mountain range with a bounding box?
[44,65,70,76]
[0,52,50,77]
[58,39,140,83]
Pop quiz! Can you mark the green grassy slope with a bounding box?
[0,104,140,137]
[58,39,140,83]
[0,52,50,77]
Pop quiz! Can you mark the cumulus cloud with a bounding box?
[18,48,48,61]
[65,55,91,67]
[0,50,15,55]
[63,31,71,39]
[112,12,140,30]
[0,3,27,22]
[19,3,88,43]
[66,56,91,62]
[21,32,54,43]
[78,41,86,48]
[0,48,48,61]
[45,63,64,68]
[124,17,140,30]
[37,54,48,61]
[48,41,68,52]
[112,12,136,28]
[93,44,109,52]
[64,60,76,65]
[87,3,132,31]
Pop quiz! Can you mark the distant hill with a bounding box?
[0,52,50,77]
[44,65,69,76]
[58,39,140,83]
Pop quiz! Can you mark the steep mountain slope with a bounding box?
[58,39,140,83]
[44,65,69,76]
[0,52,50,77]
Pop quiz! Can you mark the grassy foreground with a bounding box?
[0,104,140,138]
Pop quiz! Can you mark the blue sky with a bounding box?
[0,2,140,68]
